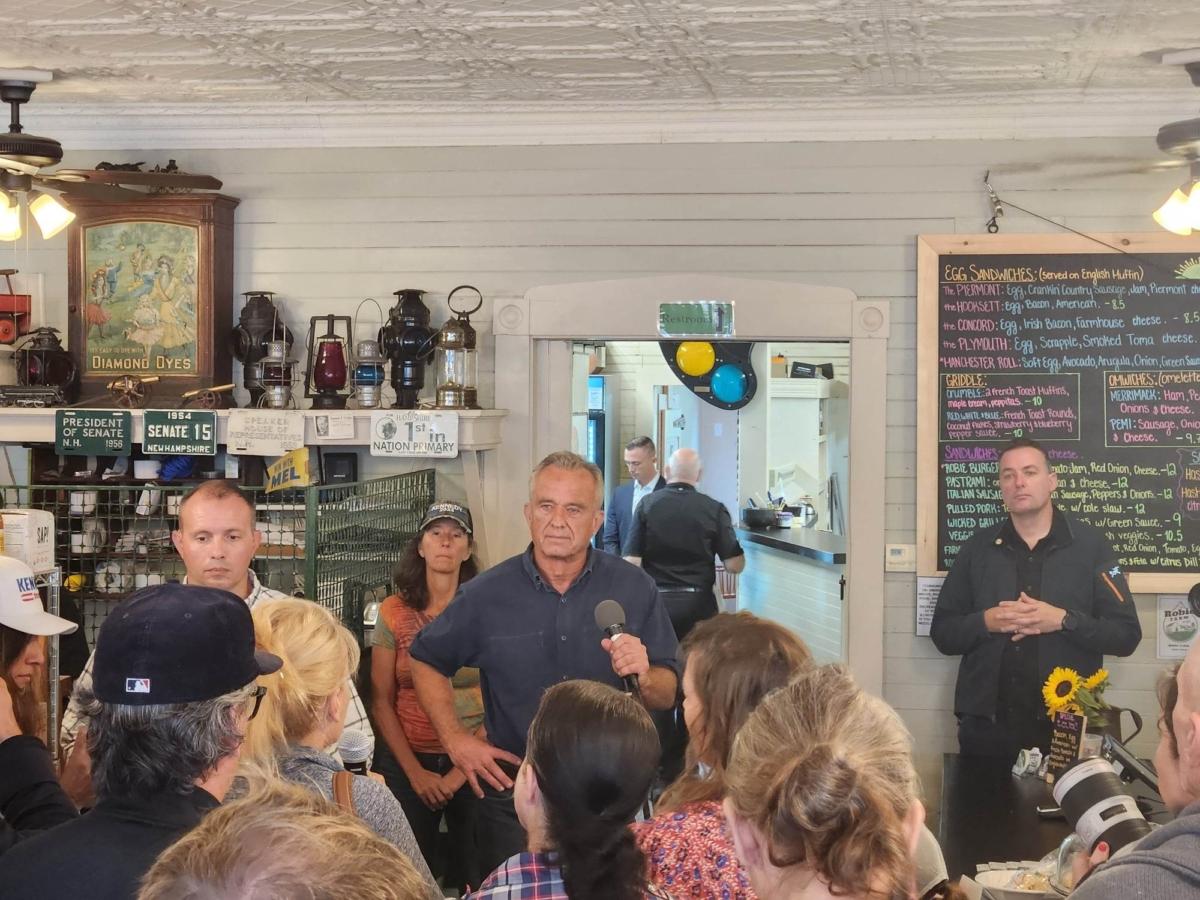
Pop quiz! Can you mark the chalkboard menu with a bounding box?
[918,235,1200,593]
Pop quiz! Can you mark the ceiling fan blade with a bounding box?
[37,177,147,201]
[53,169,222,189]
[1073,160,1190,179]
[989,154,1153,176]
[0,157,41,176]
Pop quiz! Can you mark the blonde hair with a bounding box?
[245,599,359,763]
[658,612,812,812]
[138,777,429,900]
[725,665,919,900]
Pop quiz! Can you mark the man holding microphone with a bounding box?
[411,451,679,875]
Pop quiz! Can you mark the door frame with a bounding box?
[493,274,889,692]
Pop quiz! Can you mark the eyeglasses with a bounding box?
[246,685,267,720]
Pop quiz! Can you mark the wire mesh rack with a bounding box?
[306,470,435,642]
[0,470,434,648]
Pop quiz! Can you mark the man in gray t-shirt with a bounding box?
[1071,640,1200,899]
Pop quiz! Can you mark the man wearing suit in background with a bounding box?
[603,436,667,555]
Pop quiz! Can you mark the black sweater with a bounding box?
[930,509,1141,719]
[0,734,77,857]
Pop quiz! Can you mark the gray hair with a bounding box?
[79,682,255,803]
[530,450,604,506]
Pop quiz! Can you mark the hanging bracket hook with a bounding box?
[984,170,1003,234]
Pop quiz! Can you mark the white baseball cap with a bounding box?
[0,555,78,636]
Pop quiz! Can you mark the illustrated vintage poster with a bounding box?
[81,221,198,377]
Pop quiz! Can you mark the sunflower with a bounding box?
[1082,669,1109,692]
[1043,667,1082,714]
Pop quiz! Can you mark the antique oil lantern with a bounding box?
[352,339,386,409]
[379,288,436,409]
[304,315,352,410]
[434,285,482,410]
[15,326,79,401]
[230,291,293,407]
[259,340,297,409]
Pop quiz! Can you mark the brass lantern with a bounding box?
[434,285,482,410]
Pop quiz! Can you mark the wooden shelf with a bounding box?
[0,407,507,450]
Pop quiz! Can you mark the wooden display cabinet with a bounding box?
[66,194,239,402]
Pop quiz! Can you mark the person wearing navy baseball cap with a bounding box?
[0,583,282,900]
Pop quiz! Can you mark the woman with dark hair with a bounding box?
[371,500,482,891]
[634,612,813,898]
[0,555,81,854]
[0,557,80,744]
[469,679,671,899]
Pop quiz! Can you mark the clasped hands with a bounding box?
[985,593,1066,640]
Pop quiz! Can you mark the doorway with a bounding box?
[493,274,889,691]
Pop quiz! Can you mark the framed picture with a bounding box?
[68,194,239,402]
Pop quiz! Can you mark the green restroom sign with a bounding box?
[55,410,132,455]
[142,410,217,455]
[658,301,735,338]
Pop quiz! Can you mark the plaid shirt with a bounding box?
[468,852,674,899]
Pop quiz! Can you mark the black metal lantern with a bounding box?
[15,327,79,402]
[230,291,293,407]
[379,288,436,409]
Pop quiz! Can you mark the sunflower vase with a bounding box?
[1042,667,1141,743]
[1087,706,1143,745]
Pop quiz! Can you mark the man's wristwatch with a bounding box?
[1061,610,1079,632]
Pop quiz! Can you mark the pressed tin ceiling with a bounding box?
[2,0,1200,146]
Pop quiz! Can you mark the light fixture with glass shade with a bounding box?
[28,190,73,237]
[0,176,77,241]
[0,189,20,241]
[1152,165,1200,236]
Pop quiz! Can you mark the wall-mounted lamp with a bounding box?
[1153,168,1200,236]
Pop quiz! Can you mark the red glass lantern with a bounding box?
[304,314,351,410]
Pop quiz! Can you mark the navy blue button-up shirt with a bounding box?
[409,545,680,758]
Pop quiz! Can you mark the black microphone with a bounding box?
[595,599,641,699]
[338,728,372,776]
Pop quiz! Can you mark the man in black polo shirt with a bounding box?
[931,437,1141,758]
[624,448,745,643]
[623,447,744,780]
[410,450,679,877]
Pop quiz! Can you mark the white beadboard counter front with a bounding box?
[735,525,847,664]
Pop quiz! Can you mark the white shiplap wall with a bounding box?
[0,136,1178,818]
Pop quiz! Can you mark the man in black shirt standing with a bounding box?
[625,448,745,642]
[624,448,744,780]
[930,437,1140,758]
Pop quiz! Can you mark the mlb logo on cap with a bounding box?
[125,678,151,694]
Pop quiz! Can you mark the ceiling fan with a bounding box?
[987,54,1200,235]
[1149,60,1200,233]
[0,69,222,240]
